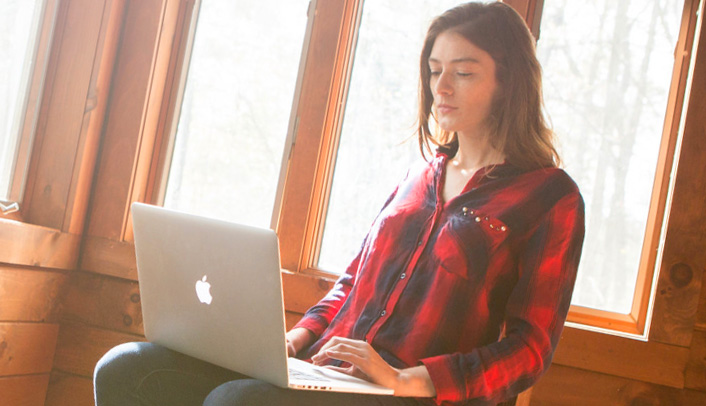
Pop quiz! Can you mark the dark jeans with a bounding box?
[93,342,436,406]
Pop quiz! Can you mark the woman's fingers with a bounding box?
[311,336,361,364]
[311,337,400,389]
[323,364,369,381]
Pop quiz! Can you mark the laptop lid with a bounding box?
[132,202,290,387]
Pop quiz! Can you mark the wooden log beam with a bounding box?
[0,323,59,376]
[61,271,143,335]
[53,322,144,378]
[0,374,51,406]
[0,265,68,322]
[45,371,93,406]
[532,364,706,405]
[554,327,688,388]
[0,221,79,270]
[79,235,138,281]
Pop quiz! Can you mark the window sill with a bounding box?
[0,219,80,270]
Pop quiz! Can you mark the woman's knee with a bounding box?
[94,341,163,389]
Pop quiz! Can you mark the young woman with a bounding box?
[94,2,584,405]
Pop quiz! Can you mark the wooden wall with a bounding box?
[1,0,120,403]
[1,0,705,405]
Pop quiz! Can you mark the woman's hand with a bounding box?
[311,336,436,397]
[285,328,315,357]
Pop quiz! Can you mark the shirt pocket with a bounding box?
[432,209,510,280]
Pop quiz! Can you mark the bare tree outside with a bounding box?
[538,0,682,313]
[163,0,309,228]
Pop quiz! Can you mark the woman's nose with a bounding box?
[434,72,453,96]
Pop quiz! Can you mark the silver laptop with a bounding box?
[131,202,393,395]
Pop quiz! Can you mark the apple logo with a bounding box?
[195,275,213,305]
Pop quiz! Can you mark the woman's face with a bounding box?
[428,31,499,138]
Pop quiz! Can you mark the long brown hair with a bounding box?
[417,2,559,170]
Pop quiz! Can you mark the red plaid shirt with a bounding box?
[294,149,585,405]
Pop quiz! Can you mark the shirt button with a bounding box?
[417,240,423,246]
[400,273,406,279]
[380,310,386,317]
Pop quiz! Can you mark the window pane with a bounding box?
[0,0,46,201]
[318,1,466,272]
[537,0,683,313]
[163,0,309,228]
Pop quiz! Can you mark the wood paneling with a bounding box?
[686,329,706,391]
[0,374,51,406]
[0,323,59,376]
[45,371,93,406]
[532,364,706,406]
[0,266,67,322]
[282,271,333,314]
[285,311,304,331]
[61,271,143,335]
[650,0,706,348]
[53,323,144,378]
[553,327,688,388]
[79,236,137,281]
[0,221,79,270]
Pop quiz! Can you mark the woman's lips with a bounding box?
[437,104,457,115]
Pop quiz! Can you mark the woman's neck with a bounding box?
[451,131,505,172]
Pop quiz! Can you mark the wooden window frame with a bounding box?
[1,0,59,221]
[529,0,701,337]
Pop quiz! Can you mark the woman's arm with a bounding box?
[285,327,316,357]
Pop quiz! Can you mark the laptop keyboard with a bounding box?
[289,368,330,382]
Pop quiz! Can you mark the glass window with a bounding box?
[0,0,51,203]
[163,0,309,228]
[536,0,683,313]
[317,1,467,272]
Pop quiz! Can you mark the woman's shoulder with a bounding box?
[402,155,442,181]
[523,166,580,192]
[505,166,583,209]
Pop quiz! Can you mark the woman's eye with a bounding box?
[430,70,441,76]
[457,72,473,77]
